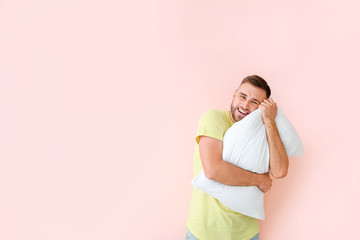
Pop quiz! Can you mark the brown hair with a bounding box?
[240,75,271,98]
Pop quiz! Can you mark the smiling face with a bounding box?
[229,82,267,123]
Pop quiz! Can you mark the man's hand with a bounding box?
[256,172,272,193]
[259,98,277,125]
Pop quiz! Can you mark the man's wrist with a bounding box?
[264,119,277,129]
[253,172,263,187]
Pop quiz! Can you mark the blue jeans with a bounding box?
[185,229,260,240]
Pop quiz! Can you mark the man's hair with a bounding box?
[240,75,271,98]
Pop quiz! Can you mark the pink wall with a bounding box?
[1,0,359,239]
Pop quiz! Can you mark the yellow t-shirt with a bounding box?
[187,109,259,240]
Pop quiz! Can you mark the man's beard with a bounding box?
[230,102,244,122]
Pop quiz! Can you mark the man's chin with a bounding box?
[235,117,244,122]
[232,113,244,122]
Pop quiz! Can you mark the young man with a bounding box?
[186,75,289,240]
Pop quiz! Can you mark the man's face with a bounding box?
[230,82,267,122]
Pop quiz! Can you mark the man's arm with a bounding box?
[260,98,289,178]
[199,135,272,193]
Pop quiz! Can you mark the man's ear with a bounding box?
[233,90,237,98]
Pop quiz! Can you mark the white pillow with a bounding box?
[191,108,304,220]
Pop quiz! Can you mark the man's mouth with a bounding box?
[237,108,249,116]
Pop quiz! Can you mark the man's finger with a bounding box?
[262,99,272,105]
[260,102,270,107]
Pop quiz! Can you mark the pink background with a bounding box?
[1,0,359,239]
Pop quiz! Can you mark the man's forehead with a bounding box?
[238,84,266,100]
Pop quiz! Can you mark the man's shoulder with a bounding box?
[201,108,228,117]
[199,108,231,126]
[196,109,231,143]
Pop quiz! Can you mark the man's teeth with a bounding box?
[238,109,248,114]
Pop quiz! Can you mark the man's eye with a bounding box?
[252,101,259,105]
[240,96,246,99]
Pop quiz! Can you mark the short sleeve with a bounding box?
[195,109,228,144]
